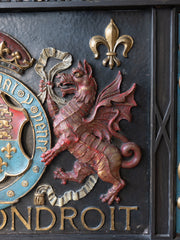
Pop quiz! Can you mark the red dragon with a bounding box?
[40,60,141,205]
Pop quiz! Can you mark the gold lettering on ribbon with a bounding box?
[37,130,48,138]
[11,83,19,95]
[37,140,48,146]
[31,112,43,122]
[21,94,33,105]
[34,117,49,152]
[3,79,11,91]
[35,123,46,130]
[36,146,47,152]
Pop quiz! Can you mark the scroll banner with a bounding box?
[34,47,73,105]
[34,174,98,207]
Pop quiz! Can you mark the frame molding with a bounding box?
[0,1,179,11]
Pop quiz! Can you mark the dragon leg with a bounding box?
[100,178,125,205]
[54,160,95,184]
[96,152,125,205]
[41,135,71,165]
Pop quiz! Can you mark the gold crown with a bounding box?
[0,33,34,74]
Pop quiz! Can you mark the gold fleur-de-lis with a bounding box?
[1,143,17,160]
[89,19,134,69]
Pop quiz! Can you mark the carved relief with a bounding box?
[36,58,141,206]
[0,33,34,74]
[89,19,133,69]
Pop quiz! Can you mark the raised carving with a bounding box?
[1,143,17,160]
[34,174,98,207]
[0,33,34,74]
[34,47,73,105]
[0,157,8,173]
[89,19,133,69]
[39,60,141,205]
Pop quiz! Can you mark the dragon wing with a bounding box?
[84,71,137,142]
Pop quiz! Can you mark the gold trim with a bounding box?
[33,166,39,173]
[17,90,25,98]
[21,180,29,187]
[7,190,15,197]
[0,199,19,204]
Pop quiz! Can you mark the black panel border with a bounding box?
[150,7,177,240]
[0,1,179,11]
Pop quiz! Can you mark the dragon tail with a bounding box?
[120,142,141,169]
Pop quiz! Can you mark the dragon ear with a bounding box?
[84,60,92,77]
[78,61,83,70]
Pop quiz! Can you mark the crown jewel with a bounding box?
[0,33,34,74]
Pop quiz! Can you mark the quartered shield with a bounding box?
[0,92,30,182]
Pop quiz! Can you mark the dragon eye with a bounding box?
[74,72,83,78]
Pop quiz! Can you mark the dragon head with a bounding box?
[56,72,75,98]
[56,60,97,103]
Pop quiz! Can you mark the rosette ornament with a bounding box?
[89,19,134,69]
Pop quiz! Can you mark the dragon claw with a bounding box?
[115,196,120,203]
[100,194,105,200]
[100,193,120,205]
[39,80,47,93]
[41,150,56,165]
[53,168,68,184]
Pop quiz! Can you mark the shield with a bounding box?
[0,92,30,182]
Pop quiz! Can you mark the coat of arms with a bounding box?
[0,33,51,209]
[0,9,152,237]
